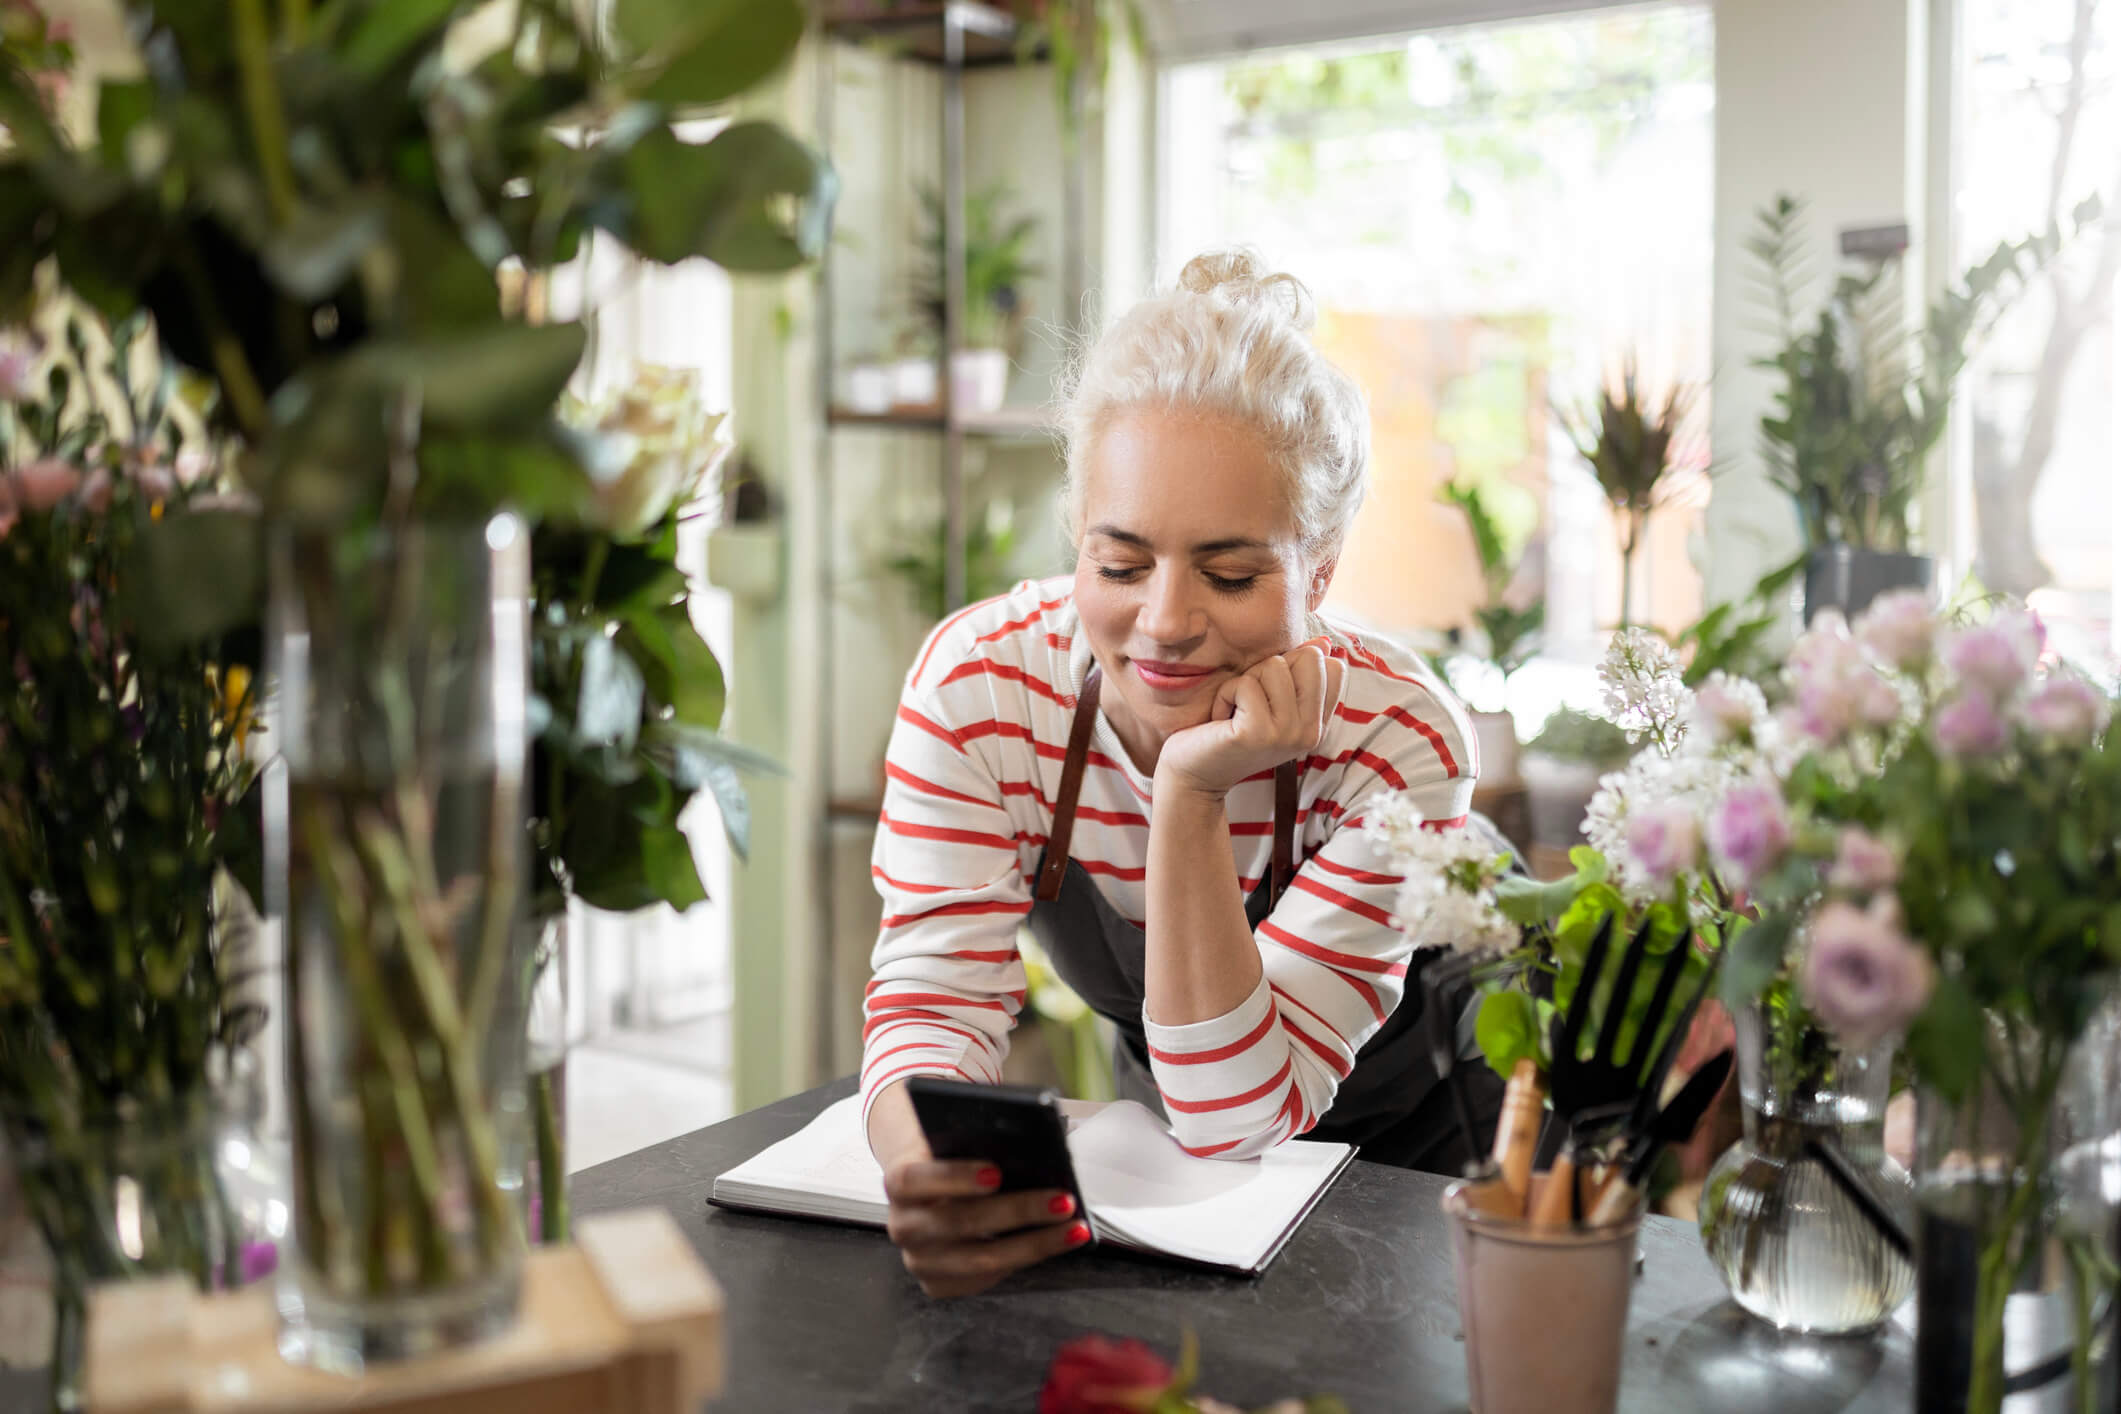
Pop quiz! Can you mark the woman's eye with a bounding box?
[1097,565,1146,583]
[1206,574,1258,594]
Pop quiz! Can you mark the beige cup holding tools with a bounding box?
[1443,1177,1643,1414]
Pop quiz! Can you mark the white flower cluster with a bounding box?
[1599,629,1691,753]
[1583,747,1749,909]
[1366,797,1519,956]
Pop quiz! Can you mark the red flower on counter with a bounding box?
[1039,1335,1176,1413]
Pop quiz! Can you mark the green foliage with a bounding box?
[915,182,1043,352]
[1749,193,2099,553]
[1671,553,1805,691]
[1525,706,1634,765]
[1559,358,1697,627]
[1440,477,1543,675]
[886,501,1020,624]
[0,0,835,529]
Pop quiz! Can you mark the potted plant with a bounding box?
[0,0,832,1369]
[884,497,1020,624]
[916,181,1042,415]
[1438,476,1543,788]
[1747,194,2096,622]
[1559,358,1700,630]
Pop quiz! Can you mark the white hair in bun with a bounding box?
[1059,249,1369,562]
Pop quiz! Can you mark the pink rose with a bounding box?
[1855,669,1903,727]
[1800,898,1934,1050]
[1934,692,2009,758]
[11,458,79,509]
[1627,803,1702,888]
[2020,675,2110,747]
[1708,778,1791,884]
[1827,827,1900,894]
[1942,610,2043,702]
[1692,672,1766,746]
[1787,622,1892,744]
[1854,589,1938,670]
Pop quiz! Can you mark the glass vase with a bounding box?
[268,513,533,1372]
[1913,993,2121,1414]
[524,910,569,1244]
[1697,998,1914,1334]
[2,1070,271,1412]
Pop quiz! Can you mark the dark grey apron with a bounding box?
[1022,668,1503,1174]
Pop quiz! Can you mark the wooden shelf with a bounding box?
[827,404,1052,440]
[822,1,1032,66]
[827,796,886,824]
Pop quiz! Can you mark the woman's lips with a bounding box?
[1132,659,1217,693]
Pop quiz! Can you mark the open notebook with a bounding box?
[710,1096,1356,1277]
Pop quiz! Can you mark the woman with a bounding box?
[863,252,1499,1297]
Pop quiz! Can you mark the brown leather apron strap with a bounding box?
[1034,665,1304,908]
[1270,759,1300,910]
[1035,667,1102,902]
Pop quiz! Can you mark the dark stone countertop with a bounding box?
[572,1078,1914,1413]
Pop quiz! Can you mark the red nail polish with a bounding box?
[1066,1221,1091,1246]
[1049,1193,1076,1217]
[976,1165,1003,1189]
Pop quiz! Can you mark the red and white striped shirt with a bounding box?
[861,577,1478,1159]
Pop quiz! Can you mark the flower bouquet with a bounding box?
[0,296,265,1407]
[1705,591,2121,1410]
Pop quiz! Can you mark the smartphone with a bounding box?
[904,1076,1095,1242]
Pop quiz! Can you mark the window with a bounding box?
[1160,5,1716,703]
[1952,0,2119,668]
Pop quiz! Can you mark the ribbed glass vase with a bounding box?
[1698,998,1914,1334]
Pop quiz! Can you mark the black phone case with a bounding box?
[904,1077,1094,1240]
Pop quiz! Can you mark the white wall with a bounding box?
[1704,0,1931,604]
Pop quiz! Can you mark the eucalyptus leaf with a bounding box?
[342,321,587,430]
[696,756,750,861]
[640,825,709,910]
[642,719,785,778]
[613,121,834,272]
[1721,912,1794,1009]
[623,0,806,109]
[574,634,646,751]
[262,198,387,301]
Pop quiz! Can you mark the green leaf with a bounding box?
[614,121,835,272]
[641,825,708,910]
[125,509,264,652]
[1493,871,1585,927]
[1721,911,1794,1009]
[574,635,646,751]
[262,198,388,301]
[696,757,750,861]
[1567,846,1610,882]
[340,0,461,76]
[1906,972,1983,1106]
[1474,989,1541,1079]
[619,605,726,728]
[344,322,588,431]
[623,0,806,108]
[95,80,156,167]
[642,719,785,778]
[416,426,595,524]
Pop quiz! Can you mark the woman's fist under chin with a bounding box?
[1154,638,1344,800]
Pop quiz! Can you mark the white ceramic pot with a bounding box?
[1469,709,1521,788]
[890,356,938,408]
[950,348,1009,415]
[845,362,891,415]
[705,522,783,602]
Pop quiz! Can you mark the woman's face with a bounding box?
[1073,408,1330,768]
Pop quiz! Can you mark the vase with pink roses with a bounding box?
[1705,590,2121,1414]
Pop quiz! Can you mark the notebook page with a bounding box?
[712,1096,890,1224]
[1072,1101,1352,1270]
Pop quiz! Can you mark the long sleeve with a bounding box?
[1143,637,1478,1158]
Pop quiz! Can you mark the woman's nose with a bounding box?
[1136,566,1201,646]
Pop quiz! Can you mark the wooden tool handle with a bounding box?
[1489,1058,1544,1215]
[1587,1173,1639,1227]
[1529,1154,1577,1228]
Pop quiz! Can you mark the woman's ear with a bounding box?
[1305,555,1338,613]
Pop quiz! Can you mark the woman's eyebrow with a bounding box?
[1085,524,1268,555]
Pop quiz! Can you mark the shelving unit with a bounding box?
[811,1,1085,1077]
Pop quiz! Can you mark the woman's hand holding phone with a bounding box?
[867,1080,1092,1299]
[1157,636,1346,801]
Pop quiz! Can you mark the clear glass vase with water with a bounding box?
[1698,997,1915,1334]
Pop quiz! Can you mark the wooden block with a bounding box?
[81,1209,721,1414]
